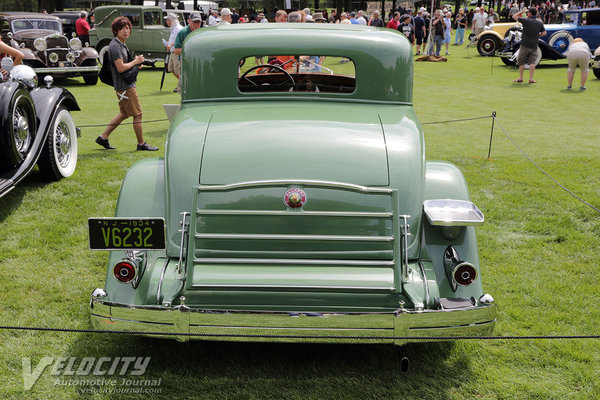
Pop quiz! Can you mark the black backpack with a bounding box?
[99,51,113,86]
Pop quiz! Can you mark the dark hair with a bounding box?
[529,7,537,16]
[111,16,132,37]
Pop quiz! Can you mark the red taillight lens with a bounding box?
[453,262,477,286]
[113,261,136,283]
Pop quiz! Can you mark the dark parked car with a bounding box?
[0,59,80,198]
[0,12,100,84]
[52,11,94,40]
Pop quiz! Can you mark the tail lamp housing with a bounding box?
[113,261,136,283]
[443,245,478,291]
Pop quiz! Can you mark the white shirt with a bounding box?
[473,12,488,28]
[357,16,367,25]
[260,18,268,23]
[208,15,217,26]
[167,22,182,50]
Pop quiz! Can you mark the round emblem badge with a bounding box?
[284,188,306,209]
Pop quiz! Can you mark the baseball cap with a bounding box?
[164,12,177,20]
[189,12,202,22]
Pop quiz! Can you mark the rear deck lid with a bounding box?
[199,107,389,186]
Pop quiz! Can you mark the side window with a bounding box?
[587,11,600,25]
[144,11,162,26]
[120,11,140,27]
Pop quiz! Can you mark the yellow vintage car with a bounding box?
[474,22,518,56]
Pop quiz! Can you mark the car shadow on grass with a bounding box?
[0,169,46,222]
[65,334,472,399]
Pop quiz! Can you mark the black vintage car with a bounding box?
[0,12,99,84]
[0,59,80,198]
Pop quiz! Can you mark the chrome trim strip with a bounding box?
[156,258,170,304]
[32,66,100,73]
[197,180,393,193]
[418,261,430,308]
[194,233,394,242]
[189,284,395,291]
[197,210,393,218]
[401,215,410,280]
[177,212,190,274]
[193,258,395,266]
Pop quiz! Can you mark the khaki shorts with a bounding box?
[567,51,590,73]
[167,52,181,75]
[516,46,538,66]
[116,87,142,118]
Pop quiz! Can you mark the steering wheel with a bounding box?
[240,64,295,87]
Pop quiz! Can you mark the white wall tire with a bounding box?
[38,107,78,181]
[548,31,574,54]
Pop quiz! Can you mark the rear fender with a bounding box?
[421,161,484,298]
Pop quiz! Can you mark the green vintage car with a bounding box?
[88,5,171,65]
[89,24,496,346]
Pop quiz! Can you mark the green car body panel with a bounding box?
[90,24,496,344]
[89,5,170,63]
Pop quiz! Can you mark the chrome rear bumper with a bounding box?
[90,297,496,344]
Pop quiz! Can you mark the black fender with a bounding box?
[0,84,79,195]
[538,39,566,60]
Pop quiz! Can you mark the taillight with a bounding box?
[443,245,478,291]
[453,262,477,286]
[113,261,136,283]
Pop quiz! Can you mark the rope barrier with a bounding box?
[1,325,599,340]
[492,115,600,215]
[77,118,169,128]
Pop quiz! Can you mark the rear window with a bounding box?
[238,55,356,93]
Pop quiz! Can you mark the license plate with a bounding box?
[88,218,166,250]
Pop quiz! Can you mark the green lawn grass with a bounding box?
[1,39,600,399]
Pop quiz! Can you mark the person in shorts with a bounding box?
[565,38,592,90]
[95,16,158,151]
[414,10,426,55]
[513,7,545,84]
[164,12,183,93]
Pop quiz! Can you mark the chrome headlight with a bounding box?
[73,50,81,58]
[9,65,38,89]
[34,37,47,51]
[69,38,82,51]
[49,52,59,63]
[66,52,76,63]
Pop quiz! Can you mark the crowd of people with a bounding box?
[85,4,595,151]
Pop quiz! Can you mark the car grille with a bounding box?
[46,35,69,49]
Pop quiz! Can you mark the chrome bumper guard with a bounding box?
[32,66,100,74]
[495,51,513,58]
[90,297,496,344]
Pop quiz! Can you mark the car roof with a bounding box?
[0,12,60,21]
[563,8,600,13]
[181,24,413,104]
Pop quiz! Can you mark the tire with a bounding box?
[593,67,600,79]
[0,88,37,169]
[501,56,516,66]
[548,31,573,54]
[83,73,99,85]
[524,47,543,69]
[477,35,500,56]
[38,107,78,181]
